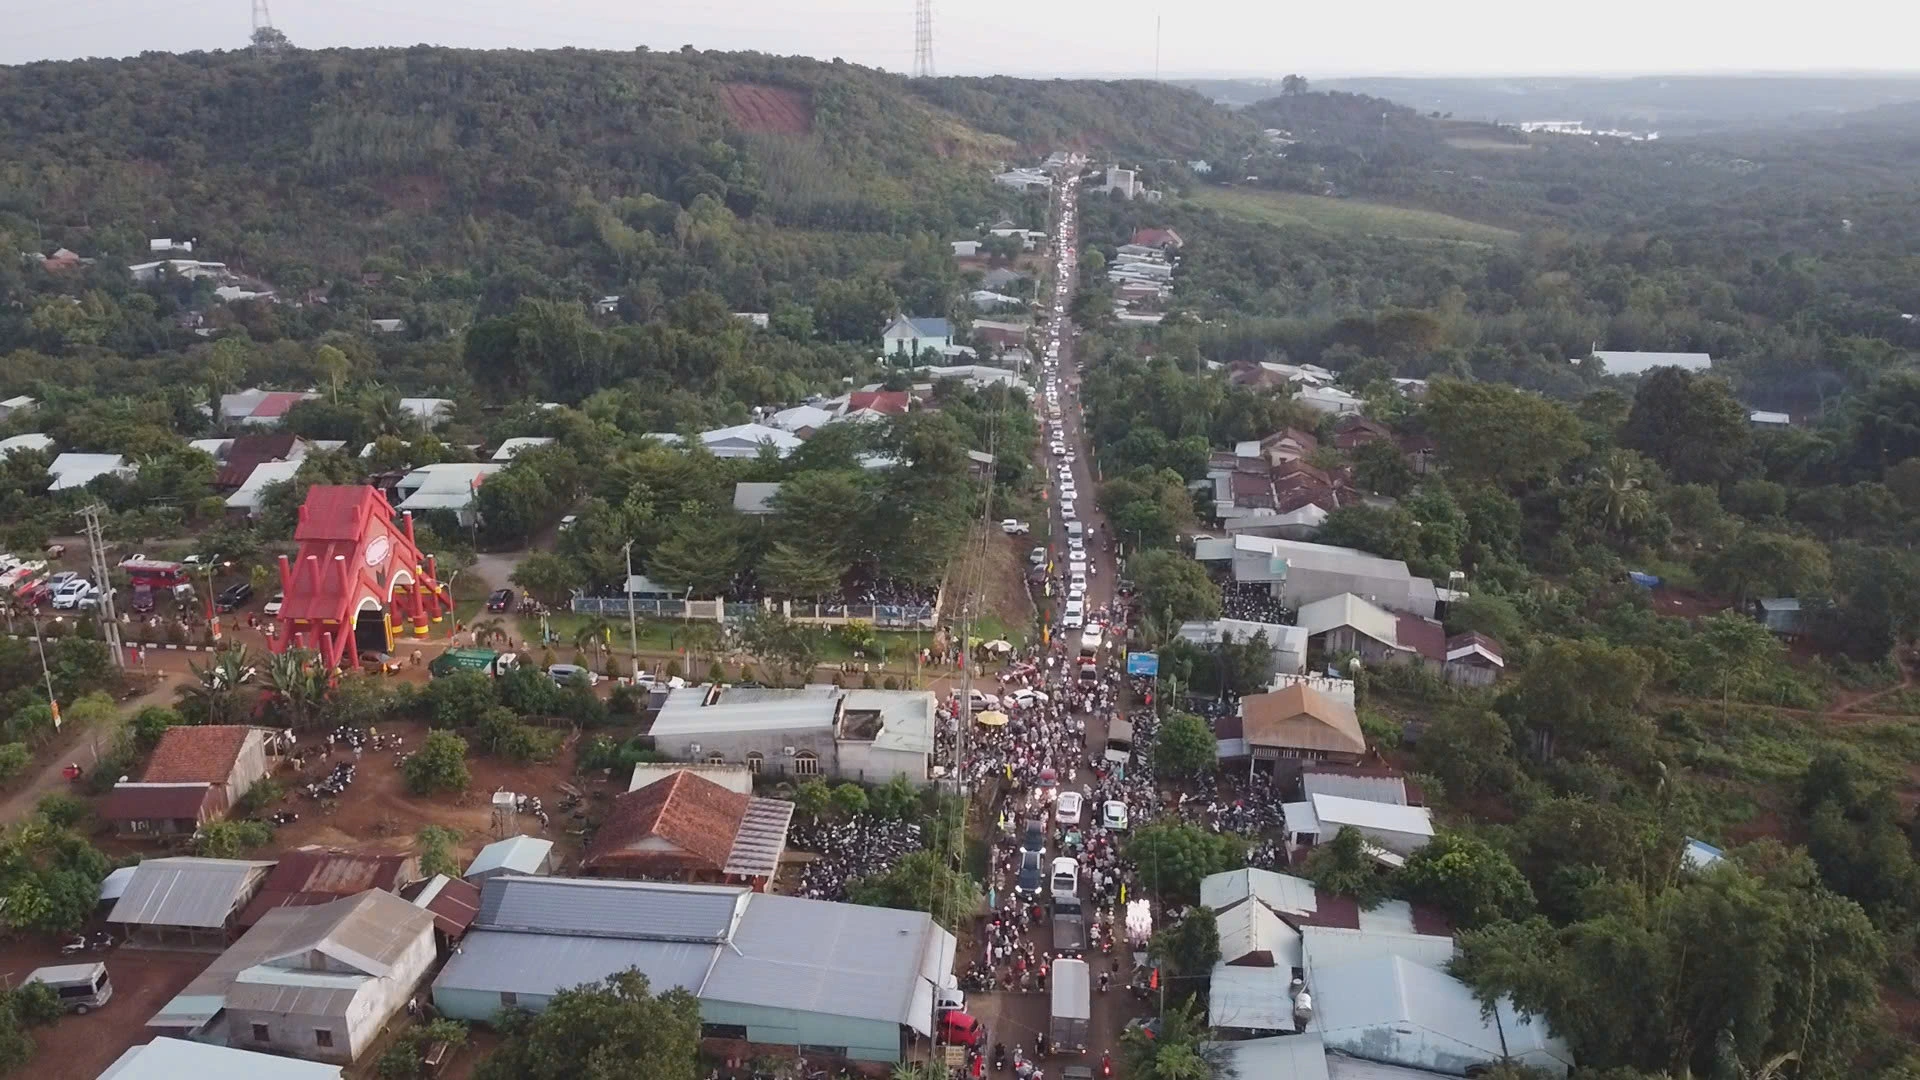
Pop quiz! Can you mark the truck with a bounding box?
[1049,957,1091,1054]
[1052,897,1087,955]
[428,648,520,679]
[1104,717,1133,778]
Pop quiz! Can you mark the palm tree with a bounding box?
[1580,449,1655,538]
[179,645,256,725]
[573,616,613,667]
[679,621,720,676]
[266,648,326,731]
[470,617,508,648]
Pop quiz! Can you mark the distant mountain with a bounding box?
[1183,75,1920,136]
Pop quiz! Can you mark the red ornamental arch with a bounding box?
[269,485,451,670]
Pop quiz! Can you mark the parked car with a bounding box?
[938,1010,984,1047]
[486,588,516,613]
[1055,791,1083,826]
[547,663,599,688]
[999,519,1030,536]
[264,592,284,616]
[50,579,93,610]
[1029,547,1047,567]
[214,581,253,612]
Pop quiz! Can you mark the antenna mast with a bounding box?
[1155,16,1161,82]
[913,0,936,78]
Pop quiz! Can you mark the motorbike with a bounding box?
[993,1043,1007,1072]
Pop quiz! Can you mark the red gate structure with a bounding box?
[270,485,451,670]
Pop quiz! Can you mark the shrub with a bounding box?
[0,743,30,784]
[403,731,471,795]
[33,793,90,828]
[8,982,61,1027]
[192,819,273,857]
[416,825,463,879]
[232,779,286,818]
[376,1018,469,1079]
[130,705,184,749]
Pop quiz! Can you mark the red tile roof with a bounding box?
[403,875,481,937]
[1131,228,1183,249]
[142,725,258,783]
[847,390,910,416]
[250,391,310,419]
[585,770,753,873]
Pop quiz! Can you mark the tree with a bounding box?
[1125,821,1244,903]
[1120,998,1226,1080]
[1318,503,1420,564]
[847,849,981,931]
[1679,612,1784,703]
[829,782,869,819]
[1150,906,1221,985]
[1351,437,1417,497]
[1304,826,1389,907]
[1281,74,1310,94]
[1700,529,1830,606]
[1100,466,1194,550]
[423,671,498,729]
[759,540,845,600]
[416,825,463,879]
[1499,637,1651,763]
[313,344,352,402]
[1620,368,1751,485]
[192,819,273,858]
[1422,379,1587,489]
[792,779,831,821]
[475,970,701,1080]
[1129,549,1222,624]
[176,646,257,725]
[1154,712,1217,778]
[403,731,471,795]
[510,551,582,608]
[1851,369,1920,469]
[1452,855,1885,1079]
[265,648,327,731]
[1417,706,1520,803]
[1397,831,1535,929]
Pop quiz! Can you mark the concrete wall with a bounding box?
[223,923,436,1063]
[835,742,929,785]
[225,730,273,808]
[1317,627,1404,666]
[651,726,840,781]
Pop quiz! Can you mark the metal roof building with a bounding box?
[463,835,555,881]
[1590,350,1712,376]
[1307,953,1570,1077]
[1201,867,1319,917]
[1209,1034,1332,1080]
[109,858,274,946]
[102,1038,343,1080]
[432,877,957,1063]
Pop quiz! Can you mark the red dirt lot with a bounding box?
[0,941,207,1080]
[720,82,814,134]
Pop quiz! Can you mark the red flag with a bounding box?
[1149,967,1159,990]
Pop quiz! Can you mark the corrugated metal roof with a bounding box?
[843,689,936,754]
[1325,1056,1456,1080]
[704,893,947,1032]
[1309,794,1434,839]
[1309,955,1506,1073]
[464,835,553,878]
[1301,926,1455,978]
[227,965,361,1017]
[1591,350,1711,375]
[109,858,273,928]
[1217,898,1302,968]
[1210,1035,1332,1080]
[1208,963,1298,1029]
[1201,868,1319,917]
[403,874,482,937]
[726,798,796,877]
[101,1037,344,1080]
[1296,593,1401,647]
[1302,771,1409,807]
[476,876,749,942]
[650,684,839,737]
[435,930,720,997]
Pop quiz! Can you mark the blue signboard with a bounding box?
[1126,652,1159,677]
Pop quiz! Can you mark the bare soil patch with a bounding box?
[0,941,207,1080]
[720,83,814,134]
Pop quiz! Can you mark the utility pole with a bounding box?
[32,616,59,729]
[623,541,640,681]
[79,505,127,670]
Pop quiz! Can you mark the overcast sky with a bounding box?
[6,0,1920,75]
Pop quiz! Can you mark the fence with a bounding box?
[572,595,940,630]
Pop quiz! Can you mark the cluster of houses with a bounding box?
[1107,227,1181,325]
[991,149,1084,193]
[1197,418,1433,541]
[90,708,954,1075]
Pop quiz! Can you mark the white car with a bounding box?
[1068,538,1085,555]
[1070,574,1087,594]
[1055,791,1084,825]
[1000,519,1030,536]
[1050,856,1080,901]
[1052,444,1067,456]
[1030,547,1047,566]
[264,591,284,616]
[1101,800,1129,831]
[50,580,94,610]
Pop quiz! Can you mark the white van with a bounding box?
[27,963,112,1014]
[1065,521,1084,540]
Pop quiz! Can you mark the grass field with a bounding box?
[1187,186,1518,245]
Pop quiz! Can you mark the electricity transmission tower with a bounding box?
[250,0,291,51]
[912,0,936,78]
[78,505,128,671]
[251,0,272,31]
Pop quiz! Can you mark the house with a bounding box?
[648,423,804,459]
[213,433,310,489]
[969,289,1024,311]
[951,240,981,258]
[1177,619,1309,677]
[1193,534,1441,617]
[463,835,556,882]
[1285,793,1434,859]
[593,295,621,316]
[0,395,37,419]
[1749,410,1791,428]
[108,857,275,948]
[1297,384,1364,415]
[1589,350,1712,376]
[649,685,935,784]
[1206,1035,1330,1080]
[149,238,196,254]
[368,318,406,334]
[1753,597,1803,637]
[1304,925,1570,1076]
[733,312,771,329]
[981,267,1029,291]
[1331,415,1394,452]
[101,726,284,836]
[967,319,1027,349]
[431,877,958,1064]
[48,452,131,490]
[1234,683,1368,775]
[881,315,953,359]
[1296,593,1410,665]
[215,285,273,303]
[147,890,438,1066]
[1300,764,1416,806]
[1102,166,1138,199]
[490,436,554,462]
[732,482,783,517]
[629,762,755,794]
[129,258,227,282]
[398,398,454,425]
[226,459,304,518]
[767,404,837,436]
[1443,631,1505,686]
[401,873,483,949]
[221,389,320,427]
[845,390,911,417]
[392,463,502,525]
[0,433,53,456]
[237,847,423,928]
[582,770,793,889]
[911,364,1030,392]
[993,168,1053,191]
[102,1038,342,1080]
[1131,227,1184,250]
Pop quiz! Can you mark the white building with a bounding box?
[649,685,936,785]
[490,436,554,462]
[0,433,53,456]
[225,459,303,517]
[48,452,132,490]
[1296,385,1364,415]
[1193,534,1440,618]
[1177,618,1308,676]
[1102,166,1138,199]
[103,1038,341,1080]
[881,315,953,359]
[1589,350,1712,376]
[1283,793,1435,860]
[129,259,227,282]
[398,398,454,425]
[0,395,36,419]
[392,463,503,525]
[951,240,981,257]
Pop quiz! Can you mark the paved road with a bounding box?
[963,172,1153,1076]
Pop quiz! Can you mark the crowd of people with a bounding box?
[1220,580,1295,625]
[783,816,925,902]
